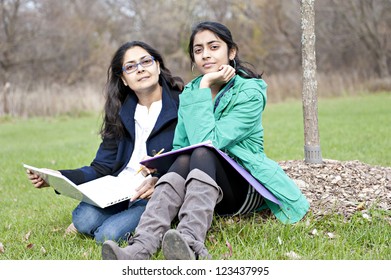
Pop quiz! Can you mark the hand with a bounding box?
[130,176,158,201]
[137,165,157,177]
[26,169,50,189]
[136,155,158,177]
[200,64,236,88]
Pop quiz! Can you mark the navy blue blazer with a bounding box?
[60,82,180,185]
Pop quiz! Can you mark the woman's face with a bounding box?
[192,30,236,75]
[121,46,160,94]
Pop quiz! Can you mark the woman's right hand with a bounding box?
[130,176,158,201]
[26,169,50,189]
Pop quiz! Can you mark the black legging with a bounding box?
[167,147,248,215]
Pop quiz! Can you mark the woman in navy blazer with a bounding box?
[27,41,183,243]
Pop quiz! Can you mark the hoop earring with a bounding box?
[191,63,198,76]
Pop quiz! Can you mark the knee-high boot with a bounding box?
[102,172,185,260]
[162,169,223,260]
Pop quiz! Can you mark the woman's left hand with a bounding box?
[200,64,236,88]
[130,176,158,201]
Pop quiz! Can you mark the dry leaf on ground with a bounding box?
[279,159,391,219]
[23,231,31,241]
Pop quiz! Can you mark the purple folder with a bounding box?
[140,142,281,205]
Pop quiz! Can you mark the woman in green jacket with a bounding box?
[102,21,310,260]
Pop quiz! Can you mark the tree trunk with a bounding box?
[377,51,390,78]
[2,82,11,115]
[301,0,322,164]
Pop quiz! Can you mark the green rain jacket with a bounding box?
[172,74,310,224]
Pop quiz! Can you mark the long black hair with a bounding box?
[100,41,184,139]
[188,21,261,79]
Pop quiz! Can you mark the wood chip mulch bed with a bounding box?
[279,159,391,220]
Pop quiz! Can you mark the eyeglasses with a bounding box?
[122,56,155,74]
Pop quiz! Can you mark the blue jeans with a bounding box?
[72,199,148,244]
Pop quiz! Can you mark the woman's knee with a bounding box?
[72,202,103,233]
[190,147,217,177]
[94,201,148,244]
[168,154,191,178]
[191,147,215,163]
[94,225,126,244]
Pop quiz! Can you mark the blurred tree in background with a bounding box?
[0,0,390,115]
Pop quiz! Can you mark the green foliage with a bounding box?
[0,94,390,260]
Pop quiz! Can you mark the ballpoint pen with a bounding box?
[134,148,164,175]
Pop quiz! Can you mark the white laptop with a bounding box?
[23,164,146,208]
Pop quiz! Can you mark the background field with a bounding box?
[0,92,390,260]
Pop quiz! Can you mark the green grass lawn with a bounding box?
[0,93,390,260]
[264,92,391,167]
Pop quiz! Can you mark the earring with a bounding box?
[191,63,198,76]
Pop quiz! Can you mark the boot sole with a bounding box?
[102,240,120,260]
[162,229,195,260]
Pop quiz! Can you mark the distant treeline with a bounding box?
[0,0,390,95]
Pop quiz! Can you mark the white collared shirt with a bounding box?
[119,100,162,177]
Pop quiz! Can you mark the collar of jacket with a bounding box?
[119,79,179,140]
